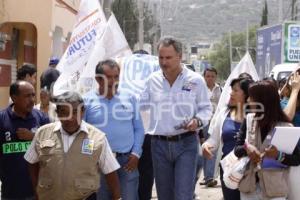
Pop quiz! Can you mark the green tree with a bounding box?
[112,0,157,50]
[112,0,138,49]
[260,0,268,27]
[208,26,257,80]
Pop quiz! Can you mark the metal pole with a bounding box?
[246,21,249,52]
[123,20,126,37]
[229,31,233,71]
[138,0,144,50]
[102,0,112,20]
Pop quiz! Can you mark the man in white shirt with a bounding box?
[199,67,222,187]
[24,91,121,200]
[140,37,212,200]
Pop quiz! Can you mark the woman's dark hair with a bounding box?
[230,77,253,102]
[248,80,290,138]
[262,77,278,90]
[238,72,252,80]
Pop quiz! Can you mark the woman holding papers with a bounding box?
[234,80,300,200]
[280,70,300,200]
[202,77,253,200]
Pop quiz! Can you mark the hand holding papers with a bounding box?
[271,127,300,154]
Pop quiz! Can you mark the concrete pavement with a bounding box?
[151,174,223,200]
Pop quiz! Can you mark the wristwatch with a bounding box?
[195,117,203,128]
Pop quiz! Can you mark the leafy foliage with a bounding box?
[208,26,258,80]
[112,0,157,50]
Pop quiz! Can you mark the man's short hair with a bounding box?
[95,59,120,75]
[17,64,37,80]
[157,36,182,54]
[53,91,84,110]
[133,49,149,55]
[203,67,218,76]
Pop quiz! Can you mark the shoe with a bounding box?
[199,179,208,185]
[193,194,201,200]
[206,179,217,187]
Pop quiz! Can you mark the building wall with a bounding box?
[0,0,77,109]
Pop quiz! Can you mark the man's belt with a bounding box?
[152,131,196,142]
[115,152,131,157]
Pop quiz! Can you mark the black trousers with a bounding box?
[220,165,241,200]
[138,134,154,200]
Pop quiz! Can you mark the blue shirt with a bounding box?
[221,116,241,156]
[280,98,300,127]
[0,105,49,198]
[83,91,145,157]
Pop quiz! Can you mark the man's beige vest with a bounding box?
[35,123,105,200]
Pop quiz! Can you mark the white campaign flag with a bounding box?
[53,0,107,96]
[209,52,259,178]
[118,53,160,130]
[76,13,132,94]
[118,54,160,97]
[210,52,259,132]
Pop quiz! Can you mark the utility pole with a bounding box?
[102,0,112,19]
[229,31,233,71]
[292,0,297,20]
[138,0,144,50]
[278,0,283,23]
[246,21,249,52]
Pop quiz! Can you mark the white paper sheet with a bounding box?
[271,127,300,154]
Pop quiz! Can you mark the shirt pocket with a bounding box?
[39,139,57,155]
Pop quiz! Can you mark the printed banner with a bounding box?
[53,0,107,96]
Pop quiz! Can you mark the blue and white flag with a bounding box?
[53,0,107,96]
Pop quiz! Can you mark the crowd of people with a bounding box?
[0,36,300,200]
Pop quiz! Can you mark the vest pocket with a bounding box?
[74,178,98,196]
[39,140,57,155]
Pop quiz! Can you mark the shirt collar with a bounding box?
[53,120,89,135]
[8,104,35,120]
[159,64,186,80]
[95,89,119,100]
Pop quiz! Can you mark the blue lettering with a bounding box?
[79,37,86,46]
[73,41,81,51]
[85,32,93,42]
[132,60,143,80]
[141,62,152,78]
[68,46,76,56]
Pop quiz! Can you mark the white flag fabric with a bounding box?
[117,53,160,130]
[118,54,160,97]
[77,13,132,94]
[209,52,259,134]
[209,52,259,178]
[53,0,107,96]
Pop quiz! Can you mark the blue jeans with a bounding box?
[97,154,139,200]
[151,134,199,200]
[203,125,217,180]
[195,154,203,183]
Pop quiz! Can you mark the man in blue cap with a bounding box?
[40,57,60,91]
